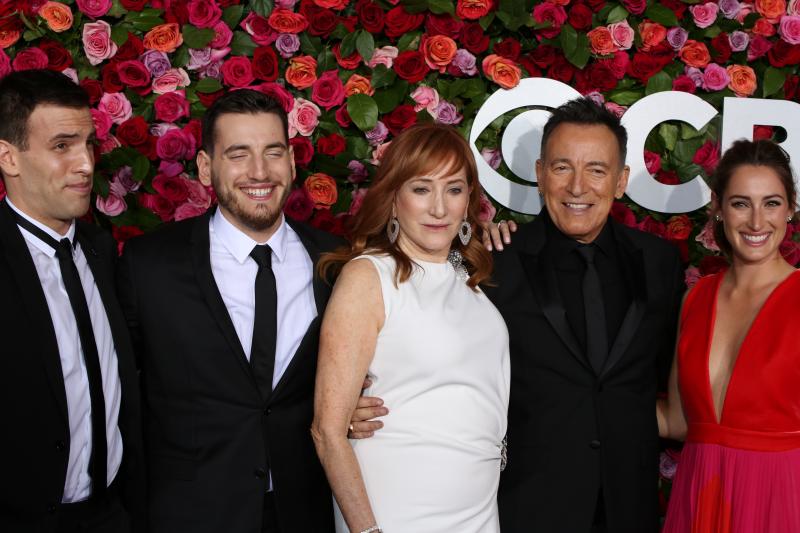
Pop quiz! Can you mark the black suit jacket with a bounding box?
[486,214,684,533]
[0,200,145,532]
[117,210,341,533]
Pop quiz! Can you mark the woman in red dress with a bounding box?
[659,139,800,532]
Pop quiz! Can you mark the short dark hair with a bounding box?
[201,89,289,153]
[0,69,90,150]
[712,139,796,256]
[540,97,628,167]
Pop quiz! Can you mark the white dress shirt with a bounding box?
[209,208,317,389]
[7,199,123,503]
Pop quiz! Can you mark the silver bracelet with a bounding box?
[360,527,382,533]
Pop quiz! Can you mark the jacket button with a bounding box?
[55,440,66,452]
[590,439,601,449]
[47,504,57,514]
[254,468,267,479]
[263,408,271,416]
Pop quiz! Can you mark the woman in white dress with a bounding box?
[312,124,510,533]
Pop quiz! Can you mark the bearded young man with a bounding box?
[117,90,340,533]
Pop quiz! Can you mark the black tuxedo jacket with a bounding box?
[117,210,341,533]
[486,214,684,533]
[0,200,145,532]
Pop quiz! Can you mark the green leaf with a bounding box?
[195,77,223,93]
[645,4,679,27]
[347,136,372,160]
[111,25,131,46]
[230,31,258,56]
[316,47,336,74]
[131,155,151,183]
[400,0,429,14]
[182,24,216,49]
[607,89,644,105]
[93,174,110,198]
[172,44,190,68]
[112,206,163,231]
[428,0,455,15]
[606,5,629,24]
[658,123,679,152]
[561,29,590,69]
[347,94,379,131]
[559,25,578,59]
[374,80,409,113]
[645,71,673,95]
[248,0,274,17]
[680,123,705,140]
[763,66,787,98]
[356,30,375,62]
[108,0,129,18]
[371,65,397,89]
[397,31,421,51]
[479,13,496,30]
[300,33,322,56]
[340,31,358,58]
[673,138,704,164]
[222,5,245,28]
[130,16,165,32]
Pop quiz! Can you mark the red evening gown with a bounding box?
[663,270,800,533]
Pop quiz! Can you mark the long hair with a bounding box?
[318,123,492,289]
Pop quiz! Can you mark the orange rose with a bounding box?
[40,1,73,32]
[456,0,493,20]
[679,40,711,68]
[423,35,457,72]
[0,29,20,49]
[143,23,183,53]
[268,8,309,33]
[587,27,616,55]
[285,55,318,89]
[727,65,757,97]
[304,173,338,208]
[344,74,374,96]
[755,0,786,20]
[481,54,521,89]
[666,215,692,240]
[638,21,666,51]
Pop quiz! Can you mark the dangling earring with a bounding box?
[714,214,721,222]
[458,216,472,246]
[387,216,399,244]
[788,216,794,223]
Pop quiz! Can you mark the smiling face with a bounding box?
[715,164,794,266]
[393,165,471,263]
[197,111,295,242]
[536,122,629,243]
[0,104,95,235]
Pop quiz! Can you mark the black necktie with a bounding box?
[12,213,107,497]
[250,244,277,400]
[577,244,608,375]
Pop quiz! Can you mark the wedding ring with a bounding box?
[349,424,354,432]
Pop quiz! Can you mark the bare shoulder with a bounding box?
[327,257,385,327]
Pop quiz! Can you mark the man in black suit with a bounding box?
[117,89,339,533]
[0,70,144,532]
[351,98,684,532]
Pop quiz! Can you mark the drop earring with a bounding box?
[387,216,399,243]
[458,217,472,246]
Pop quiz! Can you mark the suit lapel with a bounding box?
[0,200,69,424]
[599,223,648,379]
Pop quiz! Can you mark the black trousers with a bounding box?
[261,492,281,533]
[56,490,130,533]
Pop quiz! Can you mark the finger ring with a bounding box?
[498,220,506,225]
[349,424,354,432]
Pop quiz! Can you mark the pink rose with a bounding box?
[209,20,233,48]
[779,15,800,44]
[370,141,391,165]
[99,135,120,154]
[11,48,49,71]
[91,108,113,140]
[695,219,720,251]
[702,63,731,91]
[347,187,368,216]
[481,147,501,170]
[156,129,197,161]
[154,91,190,123]
[174,176,211,220]
[693,140,720,173]
[98,92,132,124]
[187,0,222,28]
[690,3,719,28]
[747,35,772,61]
[174,201,208,220]
[410,85,439,114]
[82,20,117,65]
[76,0,111,18]
[609,20,634,50]
[311,70,345,110]
[96,192,126,216]
[221,56,254,87]
[477,191,496,223]
[139,193,175,221]
[152,68,190,94]
[367,46,399,68]
[287,98,320,137]
[644,150,661,174]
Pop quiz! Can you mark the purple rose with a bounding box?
[156,129,197,161]
[666,27,689,50]
[347,160,368,184]
[187,48,213,71]
[481,148,502,170]
[158,160,184,178]
[585,91,605,106]
[728,30,749,51]
[366,121,389,146]
[141,50,171,78]
[434,101,462,125]
[451,49,477,75]
[110,166,140,196]
[659,450,680,480]
[275,33,301,58]
[702,63,731,91]
[685,66,704,87]
[718,0,741,18]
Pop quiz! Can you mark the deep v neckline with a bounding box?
[706,269,799,425]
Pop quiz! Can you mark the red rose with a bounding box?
[120,0,148,10]
[785,75,800,100]
[289,136,314,167]
[357,0,385,33]
[339,14,357,33]
[383,104,417,136]
[602,51,629,79]
[187,0,223,28]
[310,209,347,235]
[221,56,254,87]
[494,37,521,61]
[610,201,636,227]
[585,0,607,11]
[335,106,351,128]
[253,82,295,113]
[660,0,686,18]
[768,40,800,67]
[656,170,680,185]
[621,0,646,14]
[627,52,664,83]
[384,6,424,38]
[394,50,430,83]
[252,46,279,81]
[111,225,144,255]
[710,33,732,64]
[637,215,666,238]
[268,8,309,33]
[38,39,72,71]
[533,3,567,39]
[426,13,463,39]
[197,88,225,108]
[101,63,124,93]
[548,55,576,84]
[117,116,150,146]
[529,44,557,68]
[665,214,692,241]
[164,0,190,24]
[568,3,593,31]
[154,91,190,123]
[240,12,276,45]
[284,187,315,222]
[456,0,493,20]
[699,255,728,276]
[139,193,176,222]
[317,133,346,156]
[80,79,104,105]
[672,74,696,93]
[152,173,190,204]
[115,33,144,61]
[184,118,203,147]
[518,56,541,77]
[332,43,362,70]
[117,60,151,87]
[693,140,719,174]
[156,129,196,161]
[749,35,772,61]
[299,1,338,37]
[576,61,618,93]
[461,22,490,54]
[12,48,48,71]
[311,70,345,110]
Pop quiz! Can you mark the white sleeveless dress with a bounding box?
[334,254,510,533]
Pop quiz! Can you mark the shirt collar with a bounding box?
[211,207,289,265]
[6,197,76,258]
[543,209,614,260]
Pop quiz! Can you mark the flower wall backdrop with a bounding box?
[3,0,800,513]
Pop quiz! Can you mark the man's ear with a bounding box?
[0,140,20,180]
[614,165,630,199]
[196,150,212,187]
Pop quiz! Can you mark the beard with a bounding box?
[213,175,291,233]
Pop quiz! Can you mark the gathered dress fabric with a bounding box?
[663,270,800,533]
[333,254,510,533]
